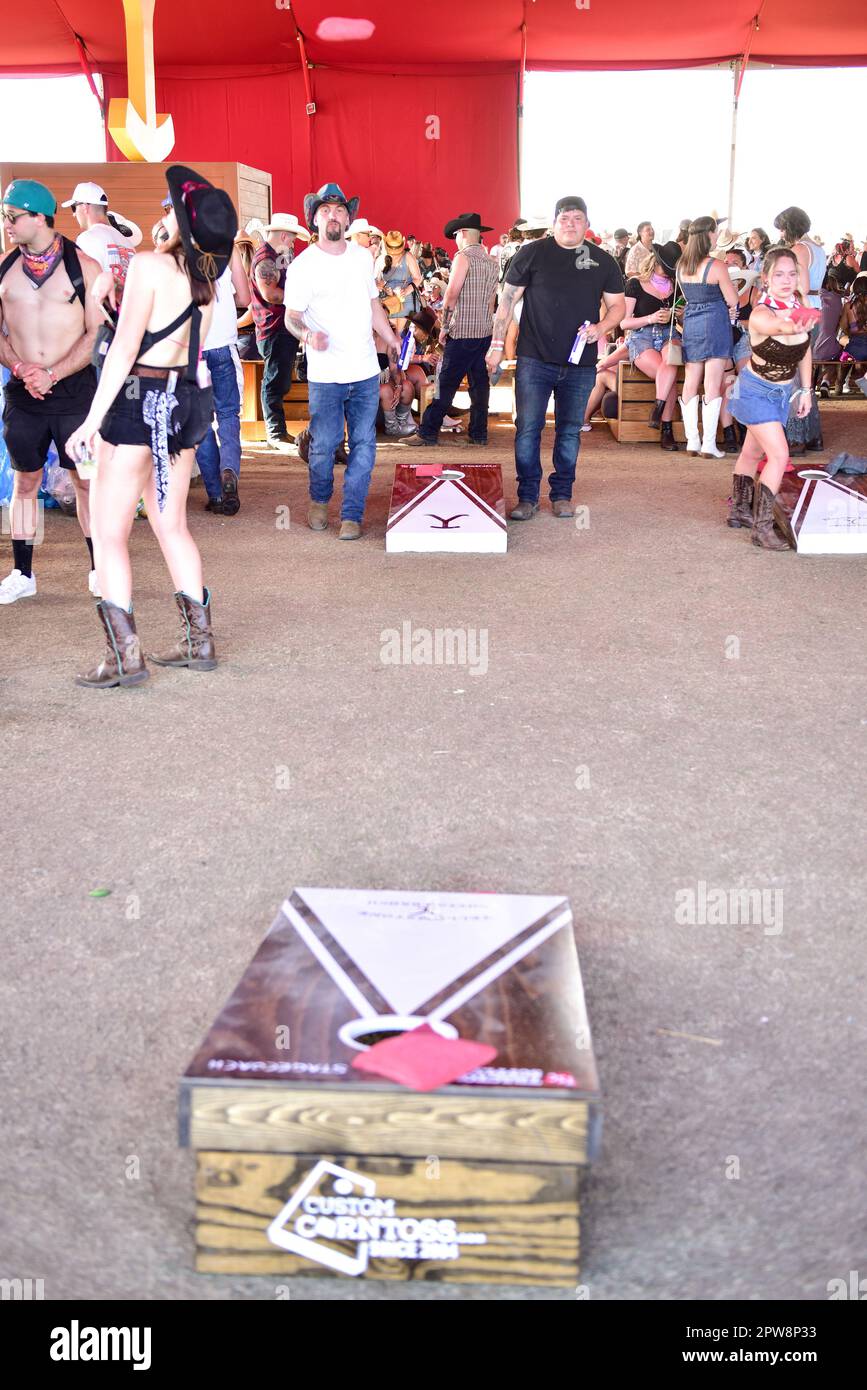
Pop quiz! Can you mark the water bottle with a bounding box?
[398,328,414,371]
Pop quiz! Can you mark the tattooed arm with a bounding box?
[254,259,283,305]
[282,306,326,351]
[485,282,525,376]
[371,298,403,385]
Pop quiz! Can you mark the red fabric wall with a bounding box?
[102,66,520,244]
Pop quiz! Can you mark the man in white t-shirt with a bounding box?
[195,245,252,516]
[284,183,402,540]
[61,181,141,300]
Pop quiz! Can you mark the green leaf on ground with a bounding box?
[88,888,112,898]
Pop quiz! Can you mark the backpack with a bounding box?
[0,236,86,307]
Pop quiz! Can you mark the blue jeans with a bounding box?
[514,356,595,502]
[195,344,242,499]
[258,328,298,440]
[419,335,491,442]
[308,374,380,522]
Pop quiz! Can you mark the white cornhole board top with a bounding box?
[386,466,507,553]
[282,888,570,1020]
[790,473,867,554]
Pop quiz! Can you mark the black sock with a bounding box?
[85,536,94,567]
[12,539,34,579]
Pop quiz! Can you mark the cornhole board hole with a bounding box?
[180,888,600,1287]
[385,463,507,553]
[787,469,867,554]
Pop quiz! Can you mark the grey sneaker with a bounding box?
[509,501,539,520]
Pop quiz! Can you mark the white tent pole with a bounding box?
[728,59,740,228]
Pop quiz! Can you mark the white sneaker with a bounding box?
[581,423,592,433]
[88,569,102,598]
[0,569,37,604]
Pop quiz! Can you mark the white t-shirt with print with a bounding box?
[283,241,379,384]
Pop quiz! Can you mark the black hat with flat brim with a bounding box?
[444,212,493,240]
[165,165,238,284]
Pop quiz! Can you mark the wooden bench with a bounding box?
[241,359,309,441]
[608,363,687,443]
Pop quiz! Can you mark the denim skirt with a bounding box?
[729,368,794,427]
[627,325,681,363]
[682,300,733,362]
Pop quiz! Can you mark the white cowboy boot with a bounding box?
[700,395,726,458]
[679,395,701,456]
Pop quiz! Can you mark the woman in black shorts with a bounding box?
[66,166,237,688]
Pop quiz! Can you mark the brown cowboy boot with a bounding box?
[76,600,149,689]
[150,589,217,670]
[751,483,792,551]
[727,473,755,529]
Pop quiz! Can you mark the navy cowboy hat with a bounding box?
[303,182,360,232]
[443,212,493,240]
[165,165,238,283]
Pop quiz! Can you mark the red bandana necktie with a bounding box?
[21,235,64,289]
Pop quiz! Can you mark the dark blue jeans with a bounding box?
[514,356,595,502]
[195,344,242,499]
[258,328,299,440]
[419,334,491,443]
[308,374,380,522]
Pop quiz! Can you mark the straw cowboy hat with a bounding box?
[520,215,550,233]
[384,230,407,252]
[259,212,311,242]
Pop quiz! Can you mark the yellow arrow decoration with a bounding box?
[108,0,175,162]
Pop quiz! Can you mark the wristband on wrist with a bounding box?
[490,340,505,349]
[12,362,24,378]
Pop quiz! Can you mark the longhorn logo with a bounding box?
[427,513,468,529]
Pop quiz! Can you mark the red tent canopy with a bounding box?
[3,3,866,238]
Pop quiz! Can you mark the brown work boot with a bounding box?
[308,501,329,531]
[727,473,755,529]
[751,483,792,551]
[509,501,539,520]
[76,600,150,689]
[150,589,217,670]
[338,520,362,541]
[551,499,575,518]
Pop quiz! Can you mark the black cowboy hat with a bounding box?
[165,165,238,283]
[407,306,438,337]
[443,212,493,240]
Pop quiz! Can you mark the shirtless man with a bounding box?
[0,179,102,604]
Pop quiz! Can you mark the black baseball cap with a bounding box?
[554,196,587,219]
[614,227,629,239]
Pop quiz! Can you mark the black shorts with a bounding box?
[99,376,213,451]
[2,367,96,472]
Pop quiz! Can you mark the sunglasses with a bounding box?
[2,209,32,224]
[161,197,172,211]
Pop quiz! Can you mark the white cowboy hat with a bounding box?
[347,217,379,238]
[520,215,550,233]
[259,212,311,242]
[727,265,760,290]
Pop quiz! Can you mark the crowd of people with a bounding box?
[1,167,865,686]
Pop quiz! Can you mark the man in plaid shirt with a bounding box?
[410,212,499,447]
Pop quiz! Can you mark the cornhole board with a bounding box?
[385,463,507,553]
[784,469,867,554]
[180,888,600,1287]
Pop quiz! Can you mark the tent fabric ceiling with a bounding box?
[4,2,867,73]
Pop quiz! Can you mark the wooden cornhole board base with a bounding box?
[180,889,600,1286]
[777,468,867,553]
[386,463,507,553]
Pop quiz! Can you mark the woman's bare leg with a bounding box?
[143,448,204,601]
[90,440,152,609]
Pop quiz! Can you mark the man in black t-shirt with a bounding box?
[487,195,624,518]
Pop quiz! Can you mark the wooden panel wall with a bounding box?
[0,162,271,254]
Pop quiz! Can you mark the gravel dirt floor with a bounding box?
[2,399,865,1302]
